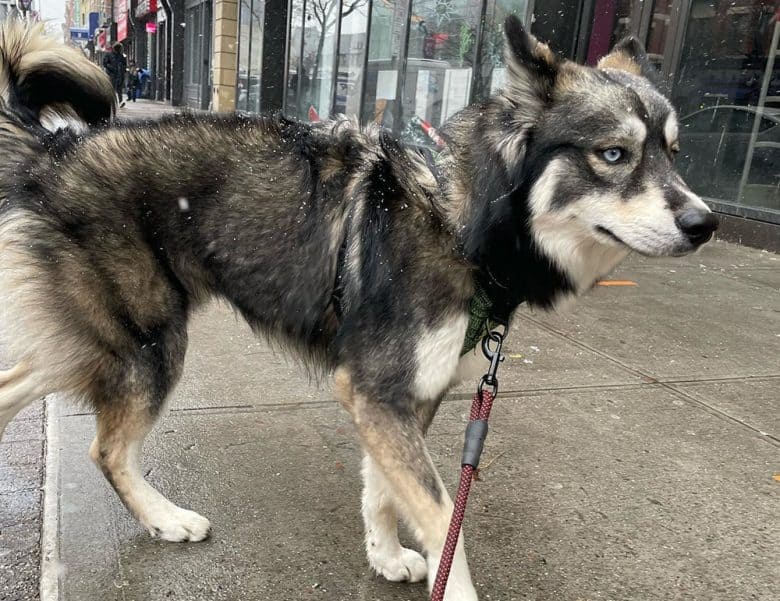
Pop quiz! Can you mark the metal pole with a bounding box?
[737,18,780,203]
[469,0,487,104]
[328,0,344,117]
[295,0,306,117]
[392,0,413,134]
[358,0,373,124]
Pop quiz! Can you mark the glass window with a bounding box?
[185,6,202,85]
[286,0,305,116]
[289,0,342,120]
[237,0,265,112]
[476,0,529,98]
[237,0,251,110]
[672,1,780,214]
[645,0,672,69]
[362,1,408,128]
[334,1,370,116]
[249,1,265,112]
[585,0,633,65]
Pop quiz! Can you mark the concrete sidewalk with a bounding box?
[11,240,769,601]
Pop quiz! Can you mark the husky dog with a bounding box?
[0,17,716,600]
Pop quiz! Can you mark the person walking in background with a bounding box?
[102,43,127,107]
[138,67,151,99]
[127,62,140,102]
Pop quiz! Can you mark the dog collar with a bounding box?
[461,281,504,356]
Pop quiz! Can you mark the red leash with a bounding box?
[431,330,504,601]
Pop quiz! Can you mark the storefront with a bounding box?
[135,0,159,98]
[282,1,532,136]
[184,0,213,109]
[231,0,779,245]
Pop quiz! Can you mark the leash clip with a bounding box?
[478,328,504,397]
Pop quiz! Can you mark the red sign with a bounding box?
[145,22,157,34]
[114,0,128,41]
[117,16,128,41]
[135,0,157,19]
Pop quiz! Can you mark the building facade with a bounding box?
[243,0,780,247]
[59,0,780,247]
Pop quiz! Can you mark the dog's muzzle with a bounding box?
[676,209,719,247]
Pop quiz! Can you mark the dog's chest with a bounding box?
[412,314,489,400]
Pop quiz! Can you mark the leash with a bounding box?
[431,327,505,601]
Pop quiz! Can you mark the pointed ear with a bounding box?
[503,15,559,109]
[598,37,658,82]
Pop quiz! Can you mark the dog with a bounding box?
[0,17,717,600]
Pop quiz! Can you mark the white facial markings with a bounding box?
[664,113,679,149]
[528,159,629,292]
[624,114,648,146]
[673,183,711,212]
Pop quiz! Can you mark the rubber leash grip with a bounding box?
[461,419,488,468]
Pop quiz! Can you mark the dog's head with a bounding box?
[498,16,717,261]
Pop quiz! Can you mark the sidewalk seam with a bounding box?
[520,314,780,447]
[40,396,61,601]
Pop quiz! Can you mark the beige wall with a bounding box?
[212,0,238,112]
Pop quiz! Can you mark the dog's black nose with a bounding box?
[676,209,719,246]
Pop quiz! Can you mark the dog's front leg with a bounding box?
[335,370,478,600]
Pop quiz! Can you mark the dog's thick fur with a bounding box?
[0,18,716,599]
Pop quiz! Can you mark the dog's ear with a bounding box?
[598,37,659,82]
[503,15,559,111]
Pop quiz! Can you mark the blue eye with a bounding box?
[602,148,623,163]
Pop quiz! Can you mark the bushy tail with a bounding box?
[0,21,114,127]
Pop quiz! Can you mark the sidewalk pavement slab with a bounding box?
[8,238,780,600]
[46,237,780,601]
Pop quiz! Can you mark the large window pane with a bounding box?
[237,0,252,110]
[585,0,633,65]
[334,1,370,116]
[362,1,408,128]
[398,0,483,146]
[249,1,265,112]
[475,0,529,100]
[673,1,779,214]
[645,0,672,70]
[289,0,341,120]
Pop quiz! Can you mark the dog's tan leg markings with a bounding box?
[89,400,211,542]
[361,454,428,582]
[335,369,477,600]
[0,361,42,440]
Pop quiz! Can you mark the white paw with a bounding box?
[143,505,211,542]
[369,546,427,582]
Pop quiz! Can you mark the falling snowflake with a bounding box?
[434,0,455,26]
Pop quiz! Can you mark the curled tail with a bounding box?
[0,21,114,129]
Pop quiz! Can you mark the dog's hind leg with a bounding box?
[89,398,211,542]
[335,370,477,600]
[362,454,428,582]
[0,361,45,440]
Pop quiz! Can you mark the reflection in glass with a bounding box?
[249,1,265,113]
[334,1,370,116]
[236,0,265,112]
[362,1,407,128]
[586,0,633,65]
[398,0,483,146]
[645,0,672,69]
[673,2,779,213]
[237,0,251,111]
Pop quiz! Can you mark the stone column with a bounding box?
[212,0,238,112]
